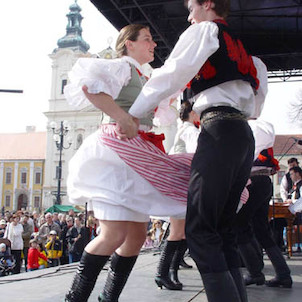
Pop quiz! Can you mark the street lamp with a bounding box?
[50,121,72,205]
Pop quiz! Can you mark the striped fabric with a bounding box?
[98,124,249,205]
[99,124,192,203]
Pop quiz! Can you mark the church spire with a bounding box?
[56,0,90,53]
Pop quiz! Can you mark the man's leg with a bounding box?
[186,119,254,302]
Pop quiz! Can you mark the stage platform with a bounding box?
[1,250,302,302]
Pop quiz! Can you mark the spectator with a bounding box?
[60,217,74,265]
[149,220,164,248]
[38,216,46,228]
[0,219,7,238]
[45,230,62,267]
[67,217,87,263]
[39,213,61,245]
[53,212,61,227]
[4,214,23,274]
[142,231,154,249]
[59,213,67,229]
[27,239,48,271]
[38,243,48,269]
[24,211,34,231]
[86,215,98,241]
[68,209,75,218]
[0,242,14,273]
[22,214,34,272]
[32,211,39,233]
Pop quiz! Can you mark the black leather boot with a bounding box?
[201,271,241,302]
[265,246,293,288]
[98,252,138,302]
[65,251,110,302]
[155,240,182,290]
[238,241,265,286]
[170,239,189,286]
[230,268,248,302]
[177,239,192,268]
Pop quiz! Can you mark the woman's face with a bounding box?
[155,221,162,228]
[128,28,157,65]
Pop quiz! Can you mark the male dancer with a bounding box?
[124,1,268,301]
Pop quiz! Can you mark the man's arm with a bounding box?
[129,22,219,119]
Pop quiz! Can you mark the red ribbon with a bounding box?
[138,131,166,153]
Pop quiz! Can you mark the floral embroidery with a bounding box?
[200,60,217,80]
[223,31,259,89]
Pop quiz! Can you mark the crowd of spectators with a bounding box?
[0,208,99,275]
[0,208,169,276]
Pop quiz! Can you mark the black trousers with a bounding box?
[236,175,276,248]
[11,250,22,274]
[186,118,254,274]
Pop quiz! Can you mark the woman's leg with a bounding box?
[155,218,184,290]
[99,221,147,302]
[65,220,129,302]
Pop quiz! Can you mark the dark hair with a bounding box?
[179,101,193,121]
[289,166,302,175]
[288,157,299,165]
[185,0,230,18]
[116,24,150,58]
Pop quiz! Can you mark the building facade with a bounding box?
[0,131,46,212]
[42,1,114,209]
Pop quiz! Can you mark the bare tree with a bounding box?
[289,87,302,126]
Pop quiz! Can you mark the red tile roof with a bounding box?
[0,132,47,160]
[273,135,302,156]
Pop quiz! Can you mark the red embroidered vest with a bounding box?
[187,20,259,96]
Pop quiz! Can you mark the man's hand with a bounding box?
[116,115,139,139]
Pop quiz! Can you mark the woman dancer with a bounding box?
[64,24,189,302]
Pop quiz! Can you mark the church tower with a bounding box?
[43,1,102,209]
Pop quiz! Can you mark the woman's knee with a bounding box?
[168,219,185,240]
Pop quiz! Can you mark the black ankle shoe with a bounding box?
[155,276,183,290]
[265,276,292,288]
[244,273,265,286]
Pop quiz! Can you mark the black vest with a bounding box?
[187,20,259,97]
[293,180,302,199]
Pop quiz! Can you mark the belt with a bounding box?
[250,169,272,177]
[200,106,246,125]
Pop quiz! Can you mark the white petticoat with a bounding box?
[67,130,187,222]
